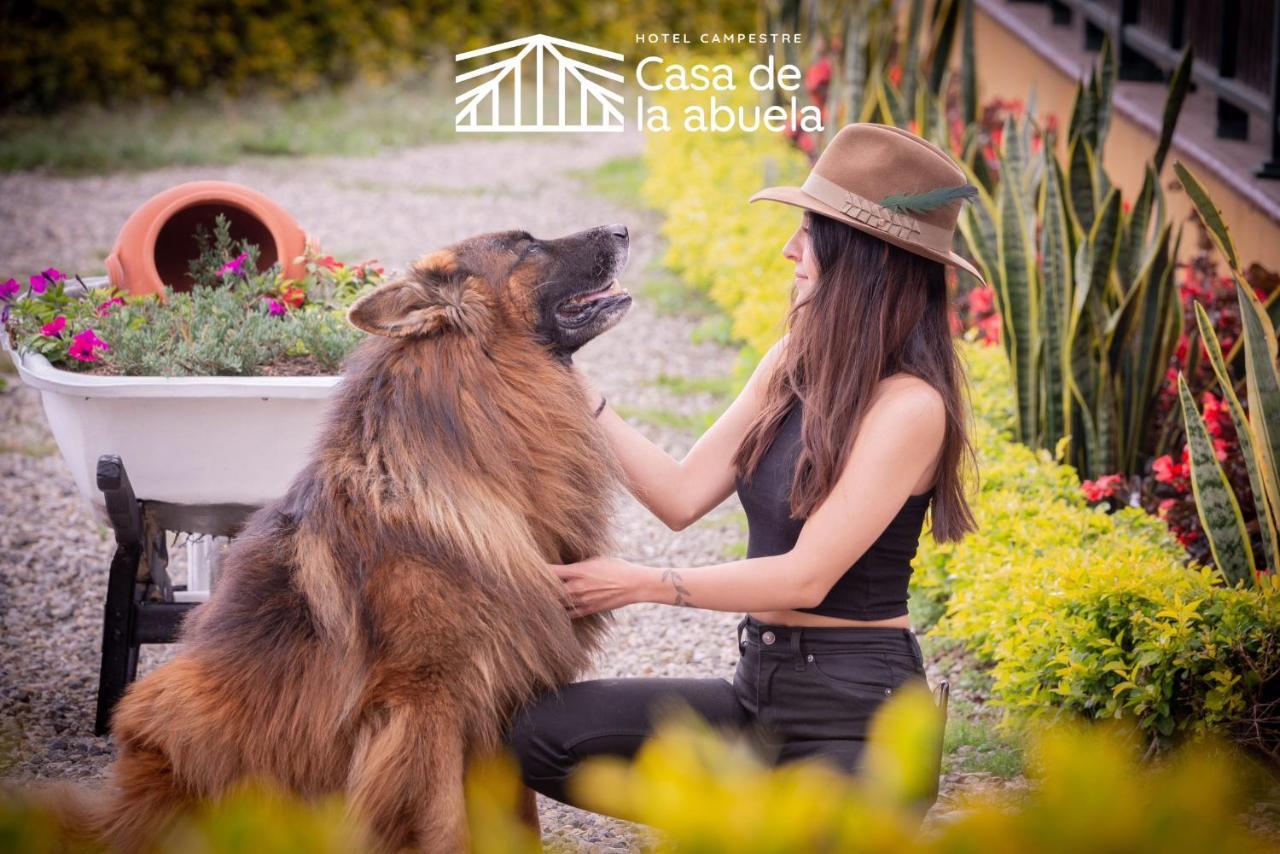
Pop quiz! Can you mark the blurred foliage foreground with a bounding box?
[3,685,1275,852]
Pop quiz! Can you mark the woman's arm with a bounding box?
[554,380,947,616]
[578,336,787,532]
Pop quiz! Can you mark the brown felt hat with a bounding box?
[749,122,985,285]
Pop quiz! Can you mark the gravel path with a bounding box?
[1,132,976,850]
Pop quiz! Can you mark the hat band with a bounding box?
[800,172,954,254]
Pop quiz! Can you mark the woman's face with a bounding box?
[783,213,820,300]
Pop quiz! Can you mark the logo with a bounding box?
[454,34,625,133]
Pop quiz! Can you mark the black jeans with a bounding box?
[503,614,931,811]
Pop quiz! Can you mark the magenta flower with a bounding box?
[264,298,287,317]
[40,267,65,283]
[41,315,67,337]
[96,296,125,316]
[68,328,109,362]
[0,278,18,300]
[29,274,47,293]
[217,252,249,278]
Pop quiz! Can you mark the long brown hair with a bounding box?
[732,210,978,543]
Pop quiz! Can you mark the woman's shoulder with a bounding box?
[870,373,945,424]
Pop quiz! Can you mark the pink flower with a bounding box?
[264,298,286,317]
[1157,498,1177,520]
[978,312,1002,345]
[0,278,18,300]
[217,252,249,278]
[68,328,109,362]
[41,267,65,283]
[96,296,125,316]
[29,274,47,293]
[40,315,67,337]
[968,285,995,316]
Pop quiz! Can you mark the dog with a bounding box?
[52,224,634,851]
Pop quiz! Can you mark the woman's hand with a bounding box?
[550,555,655,618]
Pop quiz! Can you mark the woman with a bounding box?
[504,122,984,815]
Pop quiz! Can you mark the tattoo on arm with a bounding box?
[660,569,693,607]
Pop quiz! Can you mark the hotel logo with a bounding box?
[454,34,625,132]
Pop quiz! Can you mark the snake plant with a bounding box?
[1176,161,1275,588]
[954,37,1193,479]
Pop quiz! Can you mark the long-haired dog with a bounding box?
[50,225,634,851]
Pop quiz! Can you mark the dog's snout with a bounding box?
[608,224,628,242]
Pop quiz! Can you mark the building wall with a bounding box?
[970,6,1280,274]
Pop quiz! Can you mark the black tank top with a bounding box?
[733,399,933,620]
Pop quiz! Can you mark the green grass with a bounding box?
[613,404,718,433]
[650,372,738,399]
[571,155,650,208]
[0,437,57,457]
[941,697,1026,778]
[0,70,459,175]
[633,259,720,319]
[914,633,1026,779]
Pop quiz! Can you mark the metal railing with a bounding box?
[1018,0,1280,179]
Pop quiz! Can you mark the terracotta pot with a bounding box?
[106,181,308,298]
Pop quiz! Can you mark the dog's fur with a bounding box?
[49,225,634,851]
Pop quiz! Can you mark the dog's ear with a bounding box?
[347,250,489,338]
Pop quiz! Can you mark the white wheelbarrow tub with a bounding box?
[4,279,340,520]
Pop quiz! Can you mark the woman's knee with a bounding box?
[501,677,747,803]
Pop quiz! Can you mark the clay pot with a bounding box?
[106,181,308,297]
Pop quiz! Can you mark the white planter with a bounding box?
[5,277,340,520]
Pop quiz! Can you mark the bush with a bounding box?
[915,343,1280,754]
[1,1,755,113]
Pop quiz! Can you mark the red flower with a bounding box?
[1081,473,1124,502]
[280,284,306,309]
[1153,453,1188,490]
[316,255,344,272]
[888,64,902,87]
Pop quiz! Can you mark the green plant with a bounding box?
[1175,160,1280,589]
[2,227,385,376]
[289,309,367,373]
[954,37,1195,479]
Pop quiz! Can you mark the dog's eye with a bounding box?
[525,243,544,256]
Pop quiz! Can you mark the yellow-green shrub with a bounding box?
[639,52,811,360]
[916,344,1280,747]
[570,688,1275,853]
[6,691,1274,851]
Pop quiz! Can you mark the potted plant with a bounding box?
[1,215,384,518]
